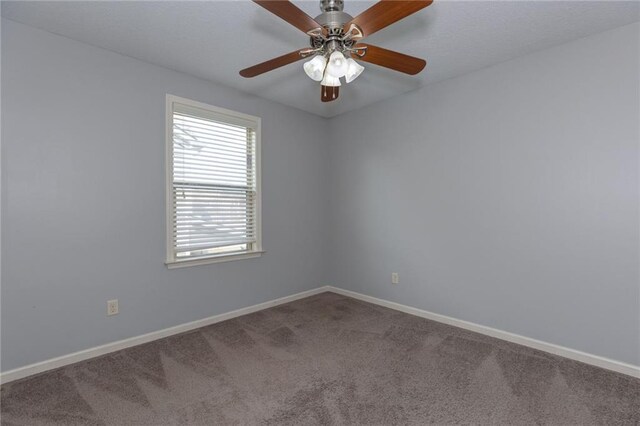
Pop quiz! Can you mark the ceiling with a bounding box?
[2,1,639,117]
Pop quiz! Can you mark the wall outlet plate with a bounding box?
[392,272,399,284]
[107,299,119,316]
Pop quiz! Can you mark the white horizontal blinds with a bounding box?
[172,103,257,259]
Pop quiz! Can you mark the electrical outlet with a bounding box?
[107,299,119,316]
[392,272,399,284]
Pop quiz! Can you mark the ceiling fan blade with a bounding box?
[355,44,426,75]
[321,85,339,102]
[343,0,433,39]
[253,0,324,34]
[240,49,309,78]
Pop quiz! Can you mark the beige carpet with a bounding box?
[1,291,639,425]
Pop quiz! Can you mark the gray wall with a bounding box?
[327,23,640,366]
[2,18,639,372]
[1,19,330,372]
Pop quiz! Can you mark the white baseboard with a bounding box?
[326,286,640,379]
[2,285,638,384]
[0,286,330,385]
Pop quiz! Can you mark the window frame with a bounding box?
[165,94,263,268]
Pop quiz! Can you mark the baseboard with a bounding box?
[326,286,640,379]
[3,285,638,384]
[0,286,330,385]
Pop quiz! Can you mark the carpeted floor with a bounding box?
[1,292,639,425]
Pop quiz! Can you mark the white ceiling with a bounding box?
[2,1,639,117]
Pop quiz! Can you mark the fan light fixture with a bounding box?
[303,56,327,82]
[321,73,341,87]
[345,58,364,83]
[326,51,349,78]
[304,53,364,86]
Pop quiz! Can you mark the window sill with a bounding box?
[165,250,264,269]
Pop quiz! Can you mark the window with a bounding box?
[166,95,262,268]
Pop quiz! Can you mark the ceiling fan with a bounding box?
[239,0,433,102]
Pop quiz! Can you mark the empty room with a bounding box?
[1,0,639,424]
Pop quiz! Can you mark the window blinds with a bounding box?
[170,102,258,261]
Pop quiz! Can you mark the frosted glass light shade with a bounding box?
[326,51,348,78]
[345,58,364,83]
[303,56,327,82]
[321,73,341,87]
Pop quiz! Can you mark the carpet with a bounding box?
[1,291,639,425]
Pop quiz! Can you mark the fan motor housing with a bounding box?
[315,11,353,30]
[320,0,344,12]
[312,9,354,48]
[309,0,358,53]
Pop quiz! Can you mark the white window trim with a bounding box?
[165,94,263,268]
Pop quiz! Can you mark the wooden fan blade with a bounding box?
[321,85,339,102]
[254,0,324,34]
[343,0,433,39]
[356,44,426,75]
[240,49,308,78]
